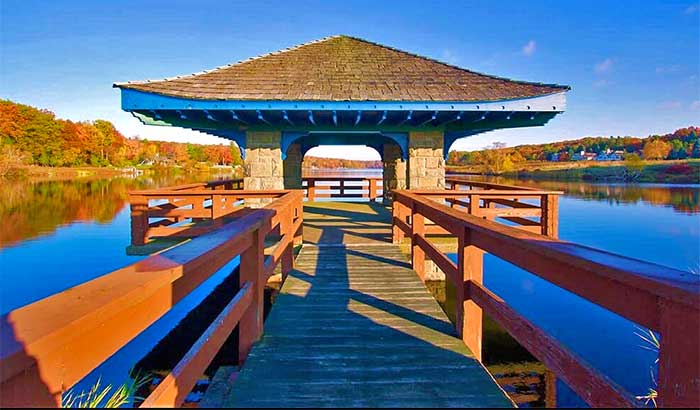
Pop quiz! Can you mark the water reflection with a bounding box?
[0,173,227,248]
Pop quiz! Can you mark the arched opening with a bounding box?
[299,145,383,202]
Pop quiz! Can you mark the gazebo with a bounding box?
[115,35,569,200]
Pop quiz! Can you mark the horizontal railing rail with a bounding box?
[392,189,699,408]
[303,176,382,202]
[0,189,304,407]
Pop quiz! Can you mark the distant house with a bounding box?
[572,151,597,161]
[596,149,624,161]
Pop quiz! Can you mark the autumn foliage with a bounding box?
[448,126,700,166]
[0,99,243,174]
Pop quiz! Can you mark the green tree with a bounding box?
[691,138,700,159]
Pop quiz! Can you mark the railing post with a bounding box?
[368,178,377,202]
[307,179,316,202]
[657,300,700,408]
[238,227,265,364]
[392,199,405,244]
[130,195,149,246]
[542,194,559,238]
[411,205,425,282]
[211,194,222,220]
[280,207,294,281]
[294,199,304,247]
[339,179,345,197]
[469,194,481,218]
[457,227,483,362]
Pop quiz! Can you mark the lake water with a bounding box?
[0,170,698,406]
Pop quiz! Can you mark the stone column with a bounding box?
[283,143,302,189]
[382,143,407,203]
[407,131,446,280]
[244,131,283,206]
[407,130,445,190]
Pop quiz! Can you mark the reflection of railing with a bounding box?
[393,189,699,408]
[0,189,303,407]
[303,177,382,202]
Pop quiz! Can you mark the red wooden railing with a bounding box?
[443,176,562,237]
[303,176,382,202]
[392,189,700,408]
[130,177,382,246]
[0,190,303,407]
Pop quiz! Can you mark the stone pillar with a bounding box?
[283,143,302,189]
[244,131,283,206]
[407,130,445,190]
[382,143,407,202]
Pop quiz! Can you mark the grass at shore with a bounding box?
[448,159,700,184]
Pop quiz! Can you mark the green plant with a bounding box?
[634,327,660,407]
[61,370,150,408]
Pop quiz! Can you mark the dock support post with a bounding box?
[657,301,700,408]
[542,194,559,238]
[411,206,425,282]
[457,227,484,362]
[130,195,149,246]
[239,227,265,364]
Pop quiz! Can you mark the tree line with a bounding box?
[302,156,382,169]
[448,126,700,170]
[0,99,243,175]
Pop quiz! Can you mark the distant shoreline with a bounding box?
[447,159,700,184]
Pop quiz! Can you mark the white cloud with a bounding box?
[691,100,700,111]
[658,100,683,110]
[594,58,613,74]
[685,4,699,14]
[522,40,536,56]
[655,65,681,74]
[594,79,610,88]
[440,48,459,65]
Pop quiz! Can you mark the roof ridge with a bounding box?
[335,35,570,91]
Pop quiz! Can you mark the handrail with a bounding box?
[0,189,304,407]
[392,189,700,408]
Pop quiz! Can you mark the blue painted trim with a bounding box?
[204,130,247,159]
[444,130,491,159]
[281,131,408,161]
[120,88,567,112]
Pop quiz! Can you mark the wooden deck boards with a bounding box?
[204,202,512,408]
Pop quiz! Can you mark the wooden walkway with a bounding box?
[202,202,512,408]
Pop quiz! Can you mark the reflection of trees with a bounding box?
[0,174,202,248]
[461,176,700,214]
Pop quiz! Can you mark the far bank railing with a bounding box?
[392,189,700,408]
[303,176,382,202]
[0,189,303,407]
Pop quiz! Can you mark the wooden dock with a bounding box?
[202,201,511,407]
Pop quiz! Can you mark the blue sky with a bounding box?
[2,0,698,160]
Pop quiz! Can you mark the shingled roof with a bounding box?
[115,35,569,102]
